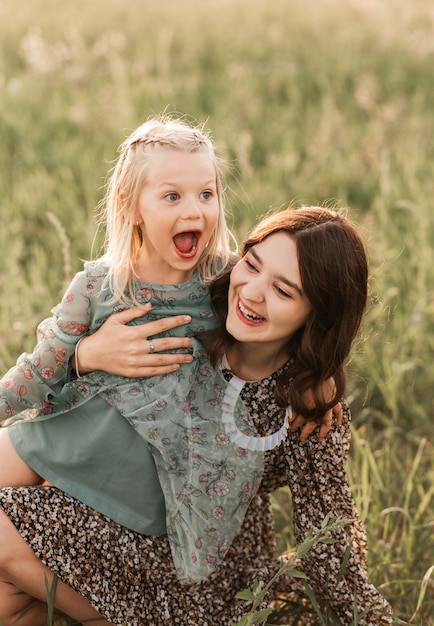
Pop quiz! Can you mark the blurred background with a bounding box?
[0,0,433,622]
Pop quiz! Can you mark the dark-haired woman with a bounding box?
[0,207,391,625]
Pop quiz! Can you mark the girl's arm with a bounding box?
[74,306,195,378]
[0,270,91,424]
[286,407,392,624]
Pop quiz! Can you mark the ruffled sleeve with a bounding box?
[0,269,92,423]
[285,406,392,624]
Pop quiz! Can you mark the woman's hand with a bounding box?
[74,304,194,378]
[289,378,343,442]
[289,403,343,442]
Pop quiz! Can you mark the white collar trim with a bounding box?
[221,374,291,452]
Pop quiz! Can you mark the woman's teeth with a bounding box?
[238,300,265,322]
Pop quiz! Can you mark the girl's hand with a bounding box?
[74,304,194,378]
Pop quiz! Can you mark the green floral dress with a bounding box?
[0,260,264,582]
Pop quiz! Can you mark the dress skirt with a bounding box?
[0,485,280,626]
[8,395,167,535]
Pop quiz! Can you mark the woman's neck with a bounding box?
[226,342,289,381]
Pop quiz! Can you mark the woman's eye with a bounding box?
[276,286,291,298]
[244,258,258,271]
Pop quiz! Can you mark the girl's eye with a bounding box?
[165,192,179,202]
[200,191,213,200]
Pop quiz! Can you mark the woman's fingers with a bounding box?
[106,304,153,325]
[141,313,192,337]
[143,334,193,354]
[289,403,342,443]
[289,416,329,443]
[75,307,194,377]
[117,358,190,378]
[299,420,319,443]
[100,306,192,338]
[333,401,343,425]
[316,410,333,443]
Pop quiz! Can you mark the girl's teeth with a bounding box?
[238,300,265,322]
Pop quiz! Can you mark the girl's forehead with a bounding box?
[146,149,216,175]
[146,147,214,166]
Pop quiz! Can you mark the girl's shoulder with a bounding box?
[205,253,238,279]
[83,258,110,280]
[219,252,238,271]
[71,259,112,306]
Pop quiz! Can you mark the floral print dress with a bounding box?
[0,259,264,582]
[0,366,392,625]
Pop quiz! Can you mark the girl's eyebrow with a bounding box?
[159,178,217,186]
[249,247,305,297]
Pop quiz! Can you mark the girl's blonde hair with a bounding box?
[99,114,233,305]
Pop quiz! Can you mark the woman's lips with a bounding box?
[236,298,266,324]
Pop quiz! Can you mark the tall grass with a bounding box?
[0,0,433,623]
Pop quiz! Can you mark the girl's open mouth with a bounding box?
[173,232,199,258]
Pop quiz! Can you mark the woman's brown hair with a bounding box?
[208,207,368,422]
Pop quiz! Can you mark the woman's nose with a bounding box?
[241,278,264,303]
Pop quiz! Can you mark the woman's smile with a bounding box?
[226,232,312,350]
[236,298,266,324]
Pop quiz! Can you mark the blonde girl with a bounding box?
[0,114,263,583]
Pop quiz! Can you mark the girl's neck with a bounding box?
[133,258,194,286]
[226,342,288,381]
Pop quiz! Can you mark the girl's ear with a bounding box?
[120,189,142,226]
[131,202,143,226]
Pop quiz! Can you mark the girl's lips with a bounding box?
[236,298,266,325]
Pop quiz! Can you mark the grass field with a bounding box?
[1,0,433,623]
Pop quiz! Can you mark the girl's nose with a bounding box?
[181,199,202,220]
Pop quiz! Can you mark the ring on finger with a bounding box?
[148,341,156,354]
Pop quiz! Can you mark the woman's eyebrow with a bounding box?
[249,247,304,297]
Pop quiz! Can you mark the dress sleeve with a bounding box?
[285,405,392,624]
[0,270,91,423]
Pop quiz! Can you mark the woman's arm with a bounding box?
[74,305,195,378]
[75,310,340,442]
[286,407,392,624]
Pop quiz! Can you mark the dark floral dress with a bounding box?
[0,368,392,625]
